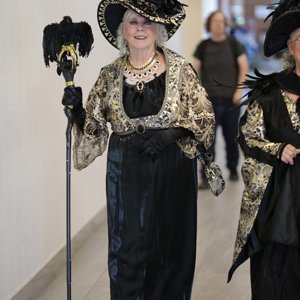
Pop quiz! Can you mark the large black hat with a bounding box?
[264,0,300,57]
[97,0,186,49]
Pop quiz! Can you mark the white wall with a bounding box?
[168,1,218,61]
[201,0,219,38]
[202,0,219,19]
[0,1,115,299]
[0,1,205,299]
[167,1,202,62]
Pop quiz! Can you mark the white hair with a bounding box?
[116,9,168,57]
[282,29,300,72]
[282,50,296,72]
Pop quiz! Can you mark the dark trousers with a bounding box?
[201,96,240,179]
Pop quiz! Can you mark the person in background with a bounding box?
[228,1,300,299]
[230,16,259,69]
[61,0,215,299]
[193,10,248,189]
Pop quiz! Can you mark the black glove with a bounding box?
[58,59,76,81]
[62,86,86,131]
[141,128,192,157]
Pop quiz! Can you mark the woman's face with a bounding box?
[288,28,300,66]
[123,10,158,52]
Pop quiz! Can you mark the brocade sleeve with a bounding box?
[73,69,109,170]
[241,100,281,156]
[172,63,215,158]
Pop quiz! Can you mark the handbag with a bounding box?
[196,144,225,196]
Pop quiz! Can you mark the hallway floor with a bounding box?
[37,133,251,300]
[37,180,250,299]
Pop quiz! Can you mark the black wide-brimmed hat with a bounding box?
[264,0,300,57]
[97,0,186,49]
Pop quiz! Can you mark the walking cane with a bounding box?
[42,16,94,300]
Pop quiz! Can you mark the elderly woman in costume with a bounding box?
[62,0,215,299]
[228,1,300,299]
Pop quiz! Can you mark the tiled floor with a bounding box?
[37,132,251,300]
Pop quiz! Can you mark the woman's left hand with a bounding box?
[281,144,300,165]
[140,129,175,157]
[140,128,191,157]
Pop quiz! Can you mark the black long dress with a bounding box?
[106,73,198,300]
[228,71,300,299]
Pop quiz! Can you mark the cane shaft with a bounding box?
[66,119,73,300]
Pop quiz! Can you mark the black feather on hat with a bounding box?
[43,16,94,69]
[134,0,186,18]
[97,0,186,49]
[264,0,300,57]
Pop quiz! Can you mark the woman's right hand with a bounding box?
[281,144,300,165]
[62,86,86,131]
[62,86,83,112]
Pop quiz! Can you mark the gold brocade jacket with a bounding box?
[72,48,215,170]
[232,91,300,264]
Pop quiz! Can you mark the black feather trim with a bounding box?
[131,0,186,18]
[238,68,278,106]
[42,16,94,67]
[265,0,300,23]
[156,0,187,16]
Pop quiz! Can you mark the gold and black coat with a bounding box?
[72,47,215,299]
[229,71,300,284]
[73,47,214,169]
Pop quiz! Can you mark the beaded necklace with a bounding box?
[124,52,160,92]
[128,51,156,71]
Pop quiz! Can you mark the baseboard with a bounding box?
[11,207,107,300]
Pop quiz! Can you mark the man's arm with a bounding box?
[192,57,202,75]
[233,53,248,104]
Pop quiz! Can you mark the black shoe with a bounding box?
[198,179,209,190]
[229,170,239,181]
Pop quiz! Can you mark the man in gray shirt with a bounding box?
[193,10,248,188]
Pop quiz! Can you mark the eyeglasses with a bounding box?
[289,37,300,43]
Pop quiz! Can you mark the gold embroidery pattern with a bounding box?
[73,69,109,170]
[173,63,215,157]
[232,94,300,264]
[283,91,300,133]
[233,158,272,262]
[241,100,281,155]
[73,48,215,169]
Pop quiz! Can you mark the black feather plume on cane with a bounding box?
[42,16,94,73]
[42,15,94,300]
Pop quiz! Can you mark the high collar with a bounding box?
[275,70,300,96]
